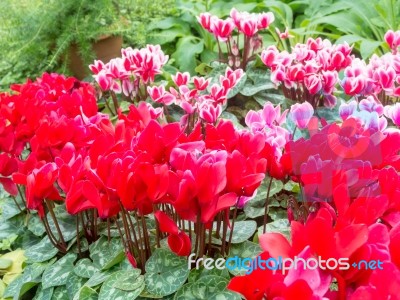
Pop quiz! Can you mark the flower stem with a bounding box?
[263,177,274,233]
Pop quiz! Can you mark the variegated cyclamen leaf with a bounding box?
[0,197,25,220]
[73,286,98,300]
[3,260,52,299]
[174,275,241,300]
[191,275,229,298]
[42,253,76,289]
[228,241,262,276]
[174,283,195,300]
[85,269,114,287]
[66,272,86,299]
[258,219,290,240]
[221,220,257,244]
[89,236,124,270]
[244,179,284,219]
[46,205,77,242]
[27,213,46,236]
[73,258,100,278]
[25,236,59,263]
[32,285,54,300]
[112,268,142,291]
[98,270,145,300]
[52,285,69,300]
[144,248,189,296]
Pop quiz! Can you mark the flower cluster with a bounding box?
[261,38,353,107]
[229,105,400,299]
[89,45,168,100]
[0,66,269,266]
[342,52,400,103]
[148,67,244,125]
[198,8,275,69]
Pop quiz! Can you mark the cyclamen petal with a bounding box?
[290,102,314,129]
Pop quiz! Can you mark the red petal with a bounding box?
[259,232,292,259]
[154,211,179,235]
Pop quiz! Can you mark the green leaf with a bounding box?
[98,270,145,300]
[258,219,291,240]
[85,269,114,288]
[174,275,241,300]
[360,39,383,59]
[0,196,25,220]
[147,28,186,45]
[0,214,24,240]
[240,68,275,97]
[0,279,5,298]
[73,258,100,279]
[3,260,52,299]
[171,36,204,74]
[14,229,42,249]
[25,236,59,263]
[51,285,69,300]
[227,241,262,276]
[0,258,12,269]
[220,220,257,244]
[42,253,77,289]
[244,179,284,218]
[66,272,86,299]
[28,214,46,237]
[220,111,244,129]
[316,106,341,123]
[46,205,77,242]
[335,34,363,45]
[73,286,98,300]
[144,248,189,297]
[195,62,212,76]
[89,236,124,270]
[33,285,54,300]
[112,268,142,291]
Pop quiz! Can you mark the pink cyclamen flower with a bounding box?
[240,18,258,36]
[359,96,384,115]
[374,67,396,91]
[290,101,314,129]
[261,46,279,67]
[257,12,275,29]
[193,77,210,91]
[210,17,235,42]
[147,85,175,105]
[197,13,213,32]
[172,72,190,87]
[276,27,293,40]
[384,29,400,52]
[89,60,105,74]
[199,102,222,124]
[339,100,358,120]
[304,74,322,94]
[384,103,400,126]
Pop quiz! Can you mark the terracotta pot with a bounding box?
[68,35,123,80]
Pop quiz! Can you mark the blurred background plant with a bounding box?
[0,0,177,89]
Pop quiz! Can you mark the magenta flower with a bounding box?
[290,101,314,129]
[257,12,274,29]
[384,103,400,126]
[199,102,222,124]
[339,100,358,120]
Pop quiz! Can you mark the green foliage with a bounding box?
[309,0,399,57]
[144,248,189,297]
[0,0,178,89]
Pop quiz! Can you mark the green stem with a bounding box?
[263,177,274,234]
